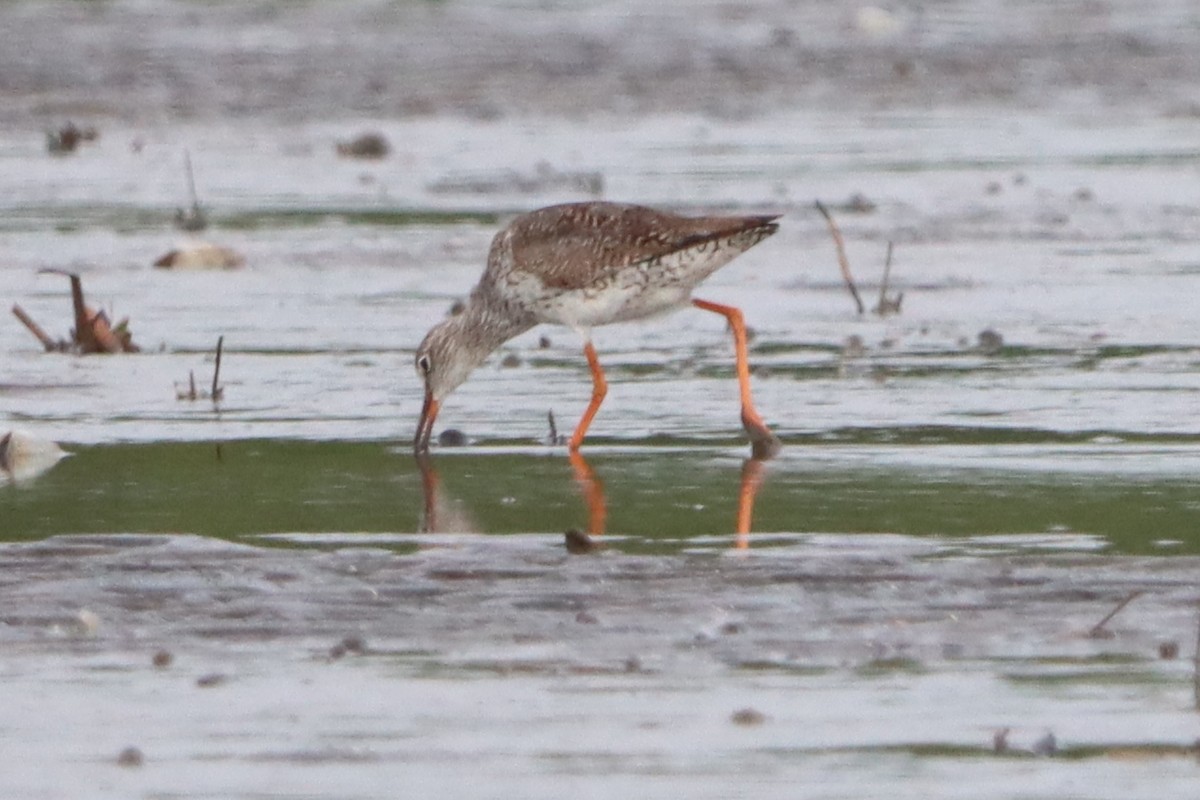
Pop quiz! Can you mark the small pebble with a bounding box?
[500,352,522,368]
[152,650,173,669]
[564,528,601,555]
[341,635,366,655]
[977,328,1004,354]
[538,335,552,349]
[730,708,766,726]
[195,673,227,688]
[116,747,144,768]
[336,132,390,159]
[623,656,642,673]
[844,192,876,213]
[1032,731,1057,757]
[1158,640,1179,660]
[76,609,100,636]
[575,611,598,624]
[438,429,467,447]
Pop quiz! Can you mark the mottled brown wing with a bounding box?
[499,202,779,292]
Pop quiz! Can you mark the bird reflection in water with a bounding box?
[415,448,771,548]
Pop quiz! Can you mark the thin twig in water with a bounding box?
[815,200,864,315]
[874,241,904,316]
[547,410,559,444]
[1088,590,1145,639]
[211,335,224,402]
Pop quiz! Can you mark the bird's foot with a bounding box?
[742,412,782,460]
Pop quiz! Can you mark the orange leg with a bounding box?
[568,449,608,535]
[568,341,608,452]
[692,298,781,459]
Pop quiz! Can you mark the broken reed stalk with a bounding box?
[874,240,905,316]
[815,199,865,315]
[11,304,57,350]
[34,268,134,353]
[1088,589,1144,638]
[879,241,893,308]
[547,410,559,444]
[185,149,199,208]
[211,335,224,401]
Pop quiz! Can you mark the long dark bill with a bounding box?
[414,392,440,454]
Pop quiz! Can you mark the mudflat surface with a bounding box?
[2,533,1198,799]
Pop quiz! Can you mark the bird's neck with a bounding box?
[458,289,535,357]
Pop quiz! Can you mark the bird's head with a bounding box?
[413,314,485,454]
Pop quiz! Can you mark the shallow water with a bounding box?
[3,1,1200,798]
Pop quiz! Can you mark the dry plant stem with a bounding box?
[877,241,894,312]
[815,200,864,315]
[1088,589,1144,637]
[11,304,57,350]
[188,370,197,400]
[211,335,224,400]
[67,273,88,346]
[185,149,200,208]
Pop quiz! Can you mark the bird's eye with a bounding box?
[416,354,432,375]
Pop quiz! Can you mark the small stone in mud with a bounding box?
[76,609,101,636]
[575,611,598,624]
[977,328,1004,354]
[564,528,601,554]
[116,746,144,768]
[538,335,552,349]
[623,656,642,673]
[1032,731,1057,757]
[730,708,766,726]
[336,132,390,159]
[152,649,173,669]
[438,429,467,447]
[500,352,522,368]
[340,635,366,655]
[195,673,227,688]
[1157,640,1179,660]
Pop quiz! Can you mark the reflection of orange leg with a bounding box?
[734,457,768,549]
[415,453,440,533]
[568,449,607,535]
[569,341,608,452]
[692,298,781,459]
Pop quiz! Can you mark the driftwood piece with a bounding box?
[11,304,59,350]
[22,270,140,354]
